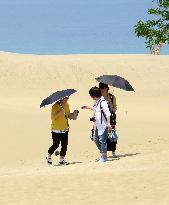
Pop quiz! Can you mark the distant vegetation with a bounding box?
[134,0,169,55]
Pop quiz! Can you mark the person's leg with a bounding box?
[93,128,101,152]
[112,141,117,152]
[59,132,68,164]
[112,128,118,157]
[46,132,61,165]
[107,138,113,151]
[111,141,118,157]
[99,128,108,161]
[93,128,104,161]
[48,132,60,155]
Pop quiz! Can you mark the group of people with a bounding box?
[46,82,118,165]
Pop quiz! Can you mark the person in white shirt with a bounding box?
[83,87,111,162]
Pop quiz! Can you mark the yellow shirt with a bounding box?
[51,102,70,131]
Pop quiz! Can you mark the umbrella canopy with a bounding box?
[40,89,77,108]
[96,75,135,92]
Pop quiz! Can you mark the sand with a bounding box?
[0,52,169,205]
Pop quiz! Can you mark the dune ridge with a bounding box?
[0,52,169,205]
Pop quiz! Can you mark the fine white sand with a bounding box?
[0,52,169,205]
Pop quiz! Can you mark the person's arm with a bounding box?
[66,104,73,120]
[101,101,111,129]
[68,112,74,120]
[107,99,114,110]
[106,116,111,128]
[81,106,93,110]
[69,110,79,120]
[66,104,79,120]
[53,108,64,120]
[112,95,117,112]
[108,94,117,112]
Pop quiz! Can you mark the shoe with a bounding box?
[55,150,60,156]
[97,156,106,163]
[112,152,118,158]
[95,157,101,162]
[46,155,52,165]
[59,160,69,165]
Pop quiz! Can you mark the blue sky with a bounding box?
[0,0,168,54]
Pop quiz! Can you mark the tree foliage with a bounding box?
[134,0,169,54]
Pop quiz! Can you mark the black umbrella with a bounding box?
[40,89,77,108]
[96,75,135,92]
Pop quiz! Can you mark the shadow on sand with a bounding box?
[54,161,83,166]
[53,154,141,165]
[107,153,141,161]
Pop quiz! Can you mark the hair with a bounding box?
[89,86,102,98]
[99,82,109,90]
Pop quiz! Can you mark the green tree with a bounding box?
[134,0,169,55]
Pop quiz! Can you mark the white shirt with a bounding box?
[93,96,111,135]
[52,129,68,133]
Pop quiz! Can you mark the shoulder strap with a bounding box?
[100,100,107,124]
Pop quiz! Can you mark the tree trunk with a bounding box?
[150,42,163,55]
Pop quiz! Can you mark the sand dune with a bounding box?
[0,52,169,205]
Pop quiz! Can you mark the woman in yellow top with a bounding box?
[46,97,79,165]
